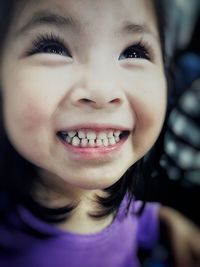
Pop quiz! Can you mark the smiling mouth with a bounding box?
[57,129,130,148]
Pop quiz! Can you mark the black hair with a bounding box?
[0,0,167,222]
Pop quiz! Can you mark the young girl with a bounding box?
[0,1,199,267]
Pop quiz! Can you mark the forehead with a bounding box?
[13,0,158,37]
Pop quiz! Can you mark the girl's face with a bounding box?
[0,0,166,190]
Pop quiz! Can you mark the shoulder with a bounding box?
[133,201,160,249]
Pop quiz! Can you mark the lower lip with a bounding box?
[57,136,128,160]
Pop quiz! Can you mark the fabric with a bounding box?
[0,198,160,267]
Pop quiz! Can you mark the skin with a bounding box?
[0,0,166,231]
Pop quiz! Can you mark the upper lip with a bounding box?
[56,123,132,133]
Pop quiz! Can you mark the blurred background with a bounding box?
[165,0,200,56]
[139,2,200,265]
[137,0,200,226]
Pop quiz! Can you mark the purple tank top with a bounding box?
[0,199,159,267]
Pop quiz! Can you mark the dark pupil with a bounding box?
[43,45,63,55]
[125,47,146,59]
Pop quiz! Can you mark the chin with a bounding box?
[60,166,129,191]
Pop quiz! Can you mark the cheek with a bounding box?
[2,78,51,158]
[3,97,49,154]
[3,95,54,168]
[1,67,57,132]
[135,89,166,129]
[17,101,49,132]
[127,71,167,152]
[3,91,49,134]
[129,70,167,126]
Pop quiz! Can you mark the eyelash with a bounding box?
[27,33,154,62]
[27,33,71,57]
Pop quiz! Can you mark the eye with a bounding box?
[119,44,150,61]
[27,33,71,57]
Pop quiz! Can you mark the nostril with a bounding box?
[79,98,121,104]
[76,97,122,108]
[79,98,94,104]
[110,98,121,104]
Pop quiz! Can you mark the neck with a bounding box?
[31,174,114,234]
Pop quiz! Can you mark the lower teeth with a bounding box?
[65,136,120,147]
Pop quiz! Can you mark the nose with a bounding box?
[68,68,123,110]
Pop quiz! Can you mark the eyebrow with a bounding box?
[16,10,82,36]
[121,22,159,41]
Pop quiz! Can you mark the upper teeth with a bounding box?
[61,129,123,147]
[68,130,122,140]
[68,131,76,138]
